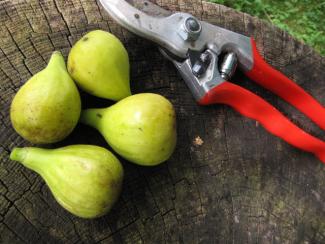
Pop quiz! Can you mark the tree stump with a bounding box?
[0,0,324,243]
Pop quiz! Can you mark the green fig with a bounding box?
[10,51,81,144]
[10,145,123,219]
[67,30,131,101]
[80,93,177,166]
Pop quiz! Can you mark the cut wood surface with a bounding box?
[0,0,324,243]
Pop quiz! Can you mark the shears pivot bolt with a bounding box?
[178,17,202,42]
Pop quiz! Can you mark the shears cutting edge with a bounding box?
[100,0,325,163]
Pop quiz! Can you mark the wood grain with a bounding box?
[0,0,324,243]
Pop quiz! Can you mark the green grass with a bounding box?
[209,0,325,55]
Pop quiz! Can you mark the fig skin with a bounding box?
[10,51,81,144]
[10,145,124,219]
[68,30,131,101]
[80,93,177,166]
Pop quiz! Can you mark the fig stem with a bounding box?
[47,51,66,70]
[10,147,27,162]
[80,108,106,130]
[10,147,49,173]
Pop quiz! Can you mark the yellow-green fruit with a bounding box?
[10,145,124,219]
[10,52,81,144]
[67,30,131,101]
[80,93,177,166]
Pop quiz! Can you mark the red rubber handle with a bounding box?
[199,82,325,163]
[246,38,325,130]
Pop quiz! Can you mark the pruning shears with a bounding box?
[100,0,325,163]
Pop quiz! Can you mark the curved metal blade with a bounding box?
[99,0,160,37]
[99,0,194,58]
[129,0,172,17]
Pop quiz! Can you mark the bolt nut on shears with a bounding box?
[178,17,202,41]
[192,51,211,77]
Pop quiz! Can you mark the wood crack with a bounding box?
[1,221,28,244]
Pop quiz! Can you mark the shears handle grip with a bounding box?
[246,38,325,130]
[199,81,325,163]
